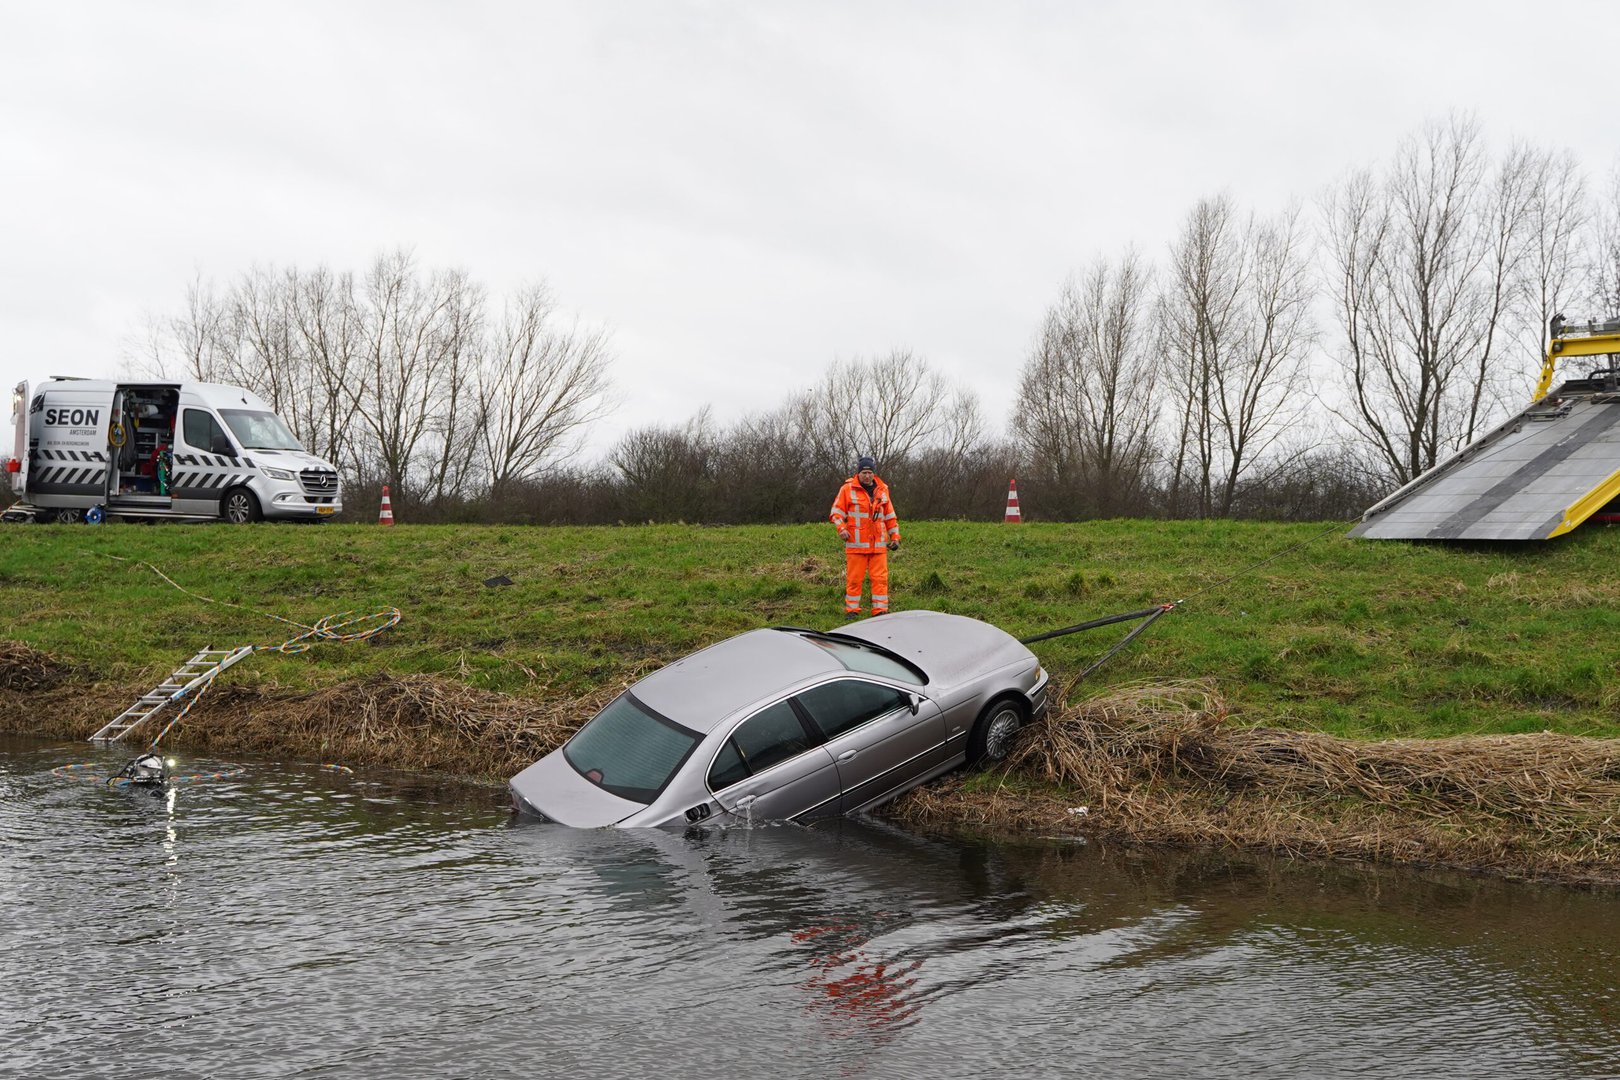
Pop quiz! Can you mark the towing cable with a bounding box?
[1017,518,1354,693]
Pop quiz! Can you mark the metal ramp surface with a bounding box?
[1351,378,1620,540]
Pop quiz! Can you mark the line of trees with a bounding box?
[131,117,1620,525]
[140,251,612,518]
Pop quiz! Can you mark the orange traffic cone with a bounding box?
[1004,478,1021,523]
[378,485,395,525]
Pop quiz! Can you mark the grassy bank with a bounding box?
[4,520,1619,882]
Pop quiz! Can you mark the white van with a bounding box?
[6,378,342,523]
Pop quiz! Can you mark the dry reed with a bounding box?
[169,675,616,777]
[0,641,65,692]
[892,680,1620,885]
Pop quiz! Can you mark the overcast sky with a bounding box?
[4,1,1616,465]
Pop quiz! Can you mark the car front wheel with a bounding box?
[968,697,1026,766]
[221,487,262,524]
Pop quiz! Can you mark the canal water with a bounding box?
[3,734,1618,1079]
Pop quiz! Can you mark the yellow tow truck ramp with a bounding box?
[1351,317,1620,541]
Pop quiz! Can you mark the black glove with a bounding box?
[887,540,899,551]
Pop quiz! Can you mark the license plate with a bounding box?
[316,507,335,515]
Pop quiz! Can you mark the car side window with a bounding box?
[796,680,909,740]
[707,700,814,789]
[182,409,232,455]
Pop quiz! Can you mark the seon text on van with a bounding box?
[5,377,342,523]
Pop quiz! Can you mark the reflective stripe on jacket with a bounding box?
[830,474,900,554]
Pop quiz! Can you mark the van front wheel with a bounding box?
[221,488,262,524]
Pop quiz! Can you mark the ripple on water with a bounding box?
[4,735,1619,1079]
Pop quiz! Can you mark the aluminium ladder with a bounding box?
[89,646,255,743]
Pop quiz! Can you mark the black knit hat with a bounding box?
[857,456,876,471]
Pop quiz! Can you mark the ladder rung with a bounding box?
[93,643,255,743]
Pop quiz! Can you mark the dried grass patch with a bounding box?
[0,640,65,692]
[1,672,621,780]
[168,675,614,777]
[892,680,1620,885]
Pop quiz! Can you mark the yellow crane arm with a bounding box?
[1534,325,1620,402]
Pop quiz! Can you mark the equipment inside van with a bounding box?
[5,377,343,524]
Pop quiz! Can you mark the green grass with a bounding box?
[5,518,1620,739]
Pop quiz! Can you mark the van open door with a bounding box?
[7,381,26,496]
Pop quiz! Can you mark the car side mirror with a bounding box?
[907,693,921,715]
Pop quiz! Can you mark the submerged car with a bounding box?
[509,609,1049,827]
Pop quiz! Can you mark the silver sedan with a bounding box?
[509,609,1049,827]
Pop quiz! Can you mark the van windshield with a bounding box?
[219,409,305,451]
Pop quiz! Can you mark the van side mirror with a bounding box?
[213,438,236,457]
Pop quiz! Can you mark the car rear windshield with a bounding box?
[563,692,701,804]
[803,635,925,685]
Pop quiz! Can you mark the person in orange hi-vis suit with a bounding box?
[829,455,901,619]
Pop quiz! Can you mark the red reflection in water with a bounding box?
[792,921,924,1042]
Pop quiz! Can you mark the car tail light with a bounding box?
[4,459,18,473]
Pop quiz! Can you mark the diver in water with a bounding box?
[112,752,168,787]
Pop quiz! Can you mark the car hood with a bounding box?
[837,610,1031,684]
[509,748,646,827]
[246,448,336,471]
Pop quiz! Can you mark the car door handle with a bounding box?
[837,750,858,763]
[734,795,758,809]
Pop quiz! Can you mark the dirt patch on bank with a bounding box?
[891,680,1620,887]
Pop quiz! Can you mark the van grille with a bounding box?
[299,469,339,496]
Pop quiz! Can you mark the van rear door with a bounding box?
[8,381,27,496]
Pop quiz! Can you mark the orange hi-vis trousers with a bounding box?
[845,551,889,615]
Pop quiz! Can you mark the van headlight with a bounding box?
[261,467,296,481]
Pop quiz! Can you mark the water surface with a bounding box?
[3,735,1617,1078]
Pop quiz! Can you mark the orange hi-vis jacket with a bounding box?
[830,473,900,554]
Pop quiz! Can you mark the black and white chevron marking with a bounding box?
[170,453,256,495]
[28,448,108,491]
[171,452,256,469]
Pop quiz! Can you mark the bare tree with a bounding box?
[348,251,484,504]
[1518,147,1589,378]
[476,284,615,501]
[1015,251,1160,517]
[717,402,823,523]
[287,266,368,474]
[141,252,616,514]
[1161,196,1242,516]
[1212,204,1318,514]
[1590,162,1620,319]
[796,349,979,474]
[231,265,300,417]
[1161,196,1315,516]
[142,266,367,476]
[138,275,239,382]
[1322,116,1539,486]
[611,408,716,522]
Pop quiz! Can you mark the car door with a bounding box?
[171,406,243,516]
[794,679,948,814]
[707,699,842,823]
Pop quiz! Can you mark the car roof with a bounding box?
[631,628,844,734]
